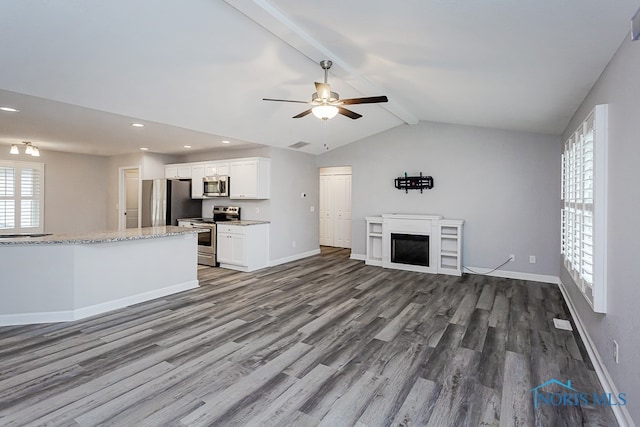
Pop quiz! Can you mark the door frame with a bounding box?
[118,166,142,230]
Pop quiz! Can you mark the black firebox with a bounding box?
[391,233,430,267]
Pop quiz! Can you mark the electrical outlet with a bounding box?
[529,255,536,264]
[255,207,260,214]
[613,340,619,363]
[292,241,296,248]
[509,254,515,262]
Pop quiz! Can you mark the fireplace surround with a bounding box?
[381,214,441,274]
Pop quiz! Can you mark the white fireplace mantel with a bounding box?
[366,214,463,276]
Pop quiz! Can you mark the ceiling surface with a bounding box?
[0,0,637,156]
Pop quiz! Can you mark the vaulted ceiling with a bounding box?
[0,1,637,156]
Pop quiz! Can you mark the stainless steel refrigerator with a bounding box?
[141,179,202,227]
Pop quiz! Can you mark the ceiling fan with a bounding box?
[263,60,388,120]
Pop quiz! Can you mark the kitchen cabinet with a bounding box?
[217,223,269,272]
[229,158,270,199]
[165,165,192,179]
[204,162,229,177]
[190,165,205,199]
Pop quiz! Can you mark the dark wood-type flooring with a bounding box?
[0,247,616,426]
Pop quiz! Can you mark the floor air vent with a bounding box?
[553,318,573,331]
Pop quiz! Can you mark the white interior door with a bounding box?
[119,166,141,230]
[125,169,140,229]
[334,175,352,248]
[319,168,352,249]
[319,175,334,246]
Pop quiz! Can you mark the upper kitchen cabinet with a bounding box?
[204,162,229,177]
[165,164,192,179]
[229,157,270,199]
[190,165,205,199]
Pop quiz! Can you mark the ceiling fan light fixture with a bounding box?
[10,144,19,155]
[312,105,339,120]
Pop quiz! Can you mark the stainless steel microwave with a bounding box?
[203,175,229,197]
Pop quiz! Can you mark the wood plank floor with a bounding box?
[0,247,616,426]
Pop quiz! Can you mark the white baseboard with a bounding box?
[464,265,558,284]
[558,281,635,427]
[269,249,321,267]
[0,310,76,326]
[0,280,200,326]
[350,253,366,261]
[73,280,200,321]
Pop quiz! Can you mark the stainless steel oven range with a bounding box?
[181,206,241,267]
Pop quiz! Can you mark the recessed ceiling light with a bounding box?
[0,107,19,112]
[184,145,192,149]
[221,140,230,144]
[140,147,149,151]
[131,123,145,127]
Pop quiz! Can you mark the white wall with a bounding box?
[0,148,108,233]
[142,152,178,179]
[267,148,319,263]
[317,121,561,278]
[560,35,640,423]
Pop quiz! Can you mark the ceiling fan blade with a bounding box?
[263,98,308,104]
[338,107,362,120]
[339,96,388,105]
[314,82,331,100]
[293,109,313,118]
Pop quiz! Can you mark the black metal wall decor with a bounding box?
[394,172,433,193]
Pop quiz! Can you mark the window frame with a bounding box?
[0,160,45,234]
[561,104,608,313]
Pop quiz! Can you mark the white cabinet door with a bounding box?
[230,161,255,198]
[230,234,245,265]
[165,166,178,179]
[217,232,246,266]
[216,162,229,176]
[165,165,192,179]
[204,164,217,176]
[177,166,192,178]
[190,166,205,199]
[205,162,230,177]
[229,158,269,199]
[217,232,233,264]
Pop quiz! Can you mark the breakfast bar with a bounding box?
[0,226,201,326]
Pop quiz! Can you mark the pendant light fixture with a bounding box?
[10,144,19,155]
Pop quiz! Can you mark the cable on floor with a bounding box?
[463,257,512,275]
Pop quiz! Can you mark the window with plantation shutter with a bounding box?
[561,105,607,313]
[0,161,44,233]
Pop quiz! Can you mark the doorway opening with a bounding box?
[119,166,141,230]
[319,166,352,249]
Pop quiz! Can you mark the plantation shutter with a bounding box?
[0,161,44,233]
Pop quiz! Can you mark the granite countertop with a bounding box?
[221,220,270,226]
[0,226,204,246]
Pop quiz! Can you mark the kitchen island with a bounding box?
[0,226,201,326]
